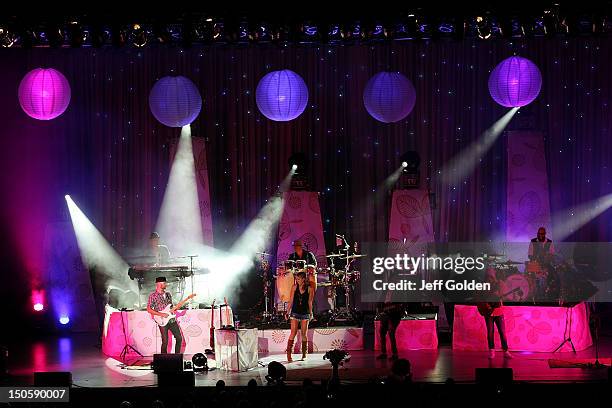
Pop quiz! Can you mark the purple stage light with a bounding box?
[18,68,71,120]
[488,56,542,107]
[363,71,416,123]
[256,69,308,122]
[149,75,202,127]
[59,316,70,325]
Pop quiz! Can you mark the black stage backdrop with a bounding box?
[1,39,611,324]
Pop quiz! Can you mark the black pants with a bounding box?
[159,319,182,354]
[379,312,401,355]
[484,315,508,350]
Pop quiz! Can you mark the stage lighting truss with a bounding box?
[3,9,612,48]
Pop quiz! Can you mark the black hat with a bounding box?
[155,276,167,283]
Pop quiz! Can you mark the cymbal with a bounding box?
[498,260,522,265]
[342,254,366,260]
[326,253,343,258]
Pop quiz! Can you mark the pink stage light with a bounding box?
[18,68,71,120]
[32,289,45,312]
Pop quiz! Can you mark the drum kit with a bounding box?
[485,253,555,303]
[255,239,365,324]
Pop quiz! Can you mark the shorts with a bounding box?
[290,312,310,321]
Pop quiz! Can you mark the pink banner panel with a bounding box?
[257,327,364,353]
[102,306,233,357]
[506,131,551,242]
[388,189,435,249]
[276,191,327,309]
[374,320,438,351]
[169,137,214,246]
[452,303,592,352]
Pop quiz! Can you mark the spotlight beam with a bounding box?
[65,195,133,291]
[156,124,204,255]
[551,194,612,241]
[441,107,519,186]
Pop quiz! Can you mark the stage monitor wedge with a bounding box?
[152,353,184,374]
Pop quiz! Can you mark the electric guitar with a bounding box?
[152,293,196,326]
[476,287,522,316]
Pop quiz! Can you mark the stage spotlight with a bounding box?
[300,21,319,43]
[59,316,70,325]
[237,20,250,44]
[46,23,66,48]
[32,289,46,311]
[67,21,87,47]
[437,17,457,38]
[254,22,272,43]
[392,15,418,40]
[265,361,286,384]
[417,16,433,39]
[130,23,150,47]
[288,153,308,189]
[0,25,19,47]
[368,22,387,41]
[91,25,111,47]
[192,352,209,372]
[476,16,492,39]
[399,151,421,188]
[509,16,525,38]
[575,15,595,35]
[346,21,364,42]
[328,23,344,44]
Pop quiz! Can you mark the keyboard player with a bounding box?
[149,231,171,266]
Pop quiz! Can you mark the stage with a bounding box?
[6,333,610,388]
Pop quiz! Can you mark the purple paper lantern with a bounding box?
[256,70,308,121]
[488,56,542,107]
[18,68,71,120]
[363,72,416,123]
[149,76,202,127]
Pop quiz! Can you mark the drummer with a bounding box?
[287,240,318,291]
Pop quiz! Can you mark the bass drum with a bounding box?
[499,274,532,302]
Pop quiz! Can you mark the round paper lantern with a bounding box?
[256,70,308,121]
[18,68,71,120]
[363,72,416,123]
[149,76,202,127]
[488,56,542,107]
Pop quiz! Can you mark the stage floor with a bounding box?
[6,333,610,387]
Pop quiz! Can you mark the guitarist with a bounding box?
[147,276,183,354]
[376,302,405,361]
[479,269,512,359]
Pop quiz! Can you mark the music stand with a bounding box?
[553,305,576,353]
[119,308,143,362]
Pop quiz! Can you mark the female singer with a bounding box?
[285,272,314,362]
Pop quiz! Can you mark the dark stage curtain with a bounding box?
[1,39,611,315]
